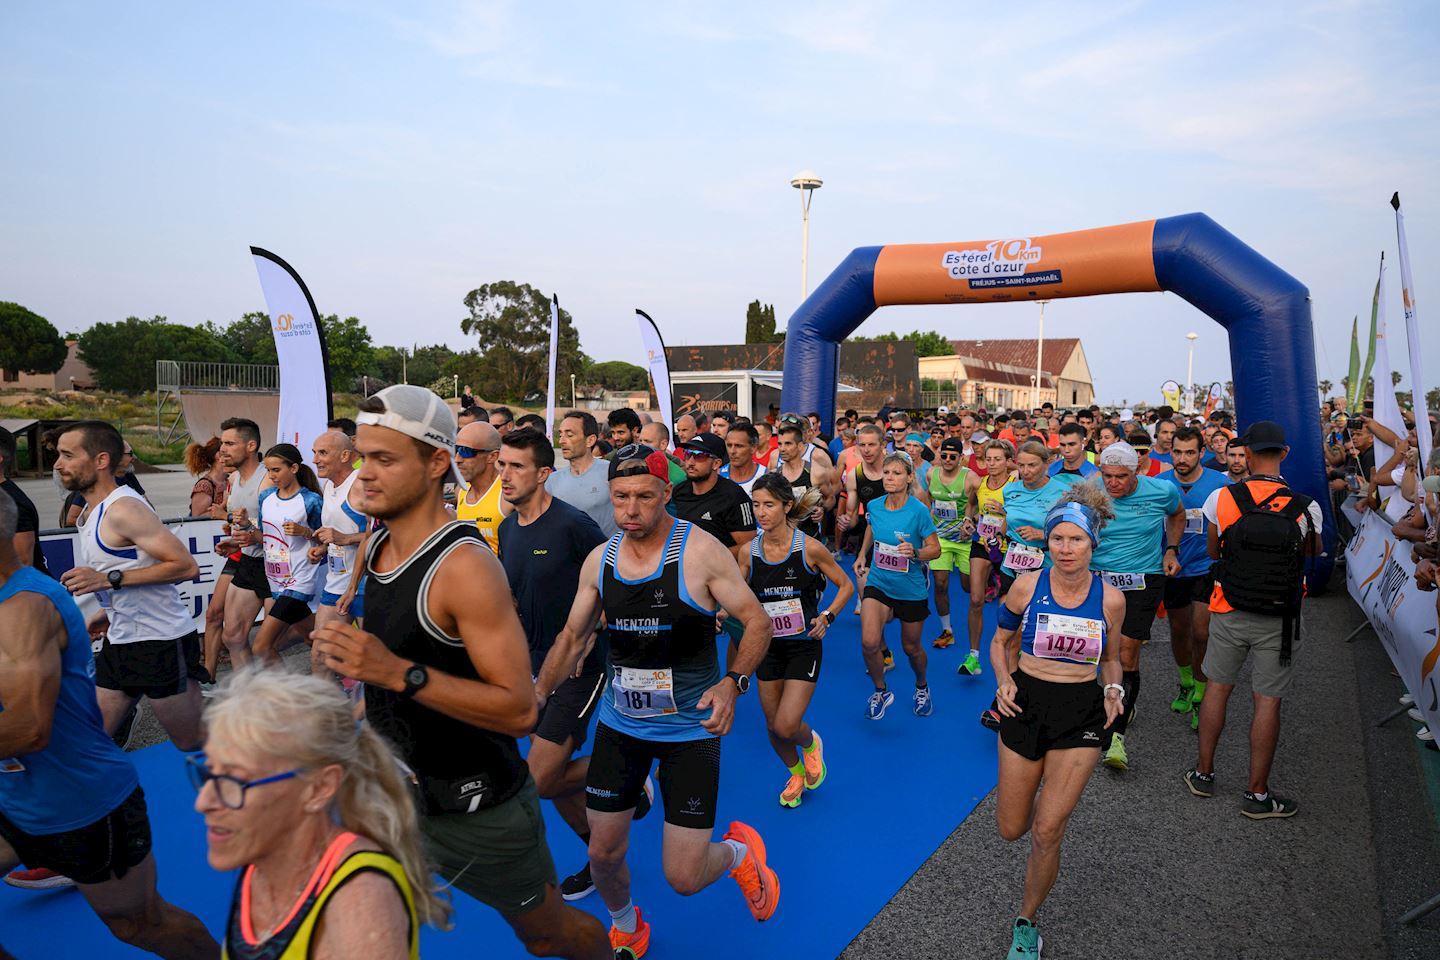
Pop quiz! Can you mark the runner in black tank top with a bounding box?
[532,444,781,951]
[744,474,855,809]
[311,384,610,959]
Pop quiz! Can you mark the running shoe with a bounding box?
[1170,684,1194,713]
[560,863,594,901]
[724,821,779,921]
[2,867,75,890]
[1400,693,1415,706]
[634,774,655,820]
[801,731,826,790]
[1007,917,1043,958]
[882,648,895,671]
[111,702,139,751]
[1418,726,1435,742]
[957,652,983,676]
[1408,707,1425,723]
[1103,733,1128,771]
[932,629,955,649]
[913,685,933,717]
[779,773,804,808]
[866,689,895,720]
[1182,769,1215,798]
[609,906,651,957]
[199,680,219,699]
[1241,793,1298,820]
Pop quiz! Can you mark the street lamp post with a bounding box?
[1185,332,1199,412]
[1036,299,1049,410]
[570,373,576,406]
[791,170,823,299]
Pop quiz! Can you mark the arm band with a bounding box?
[997,605,1023,630]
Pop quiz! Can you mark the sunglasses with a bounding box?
[455,445,499,459]
[185,753,302,810]
[939,453,960,460]
[680,448,718,461]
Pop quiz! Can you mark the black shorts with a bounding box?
[93,632,204,700]
[586,723,720,829]
[268,595,314,625]
[997,566,1017,597]
[757,636,822,683]
[998,670,1107,761]
[220,556,240,579]
[1118,574,1166,641]
[231,554,272,600]
[1162,571,1214,609]
[0,786,151,885]
[535,672,605,750]
[863,585,929,623]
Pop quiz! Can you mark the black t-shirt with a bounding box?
[1358,445,1376,481]
[671,476,755,548]
[499,497,608,675]
[1,479,50,576]
[119,472,146,496]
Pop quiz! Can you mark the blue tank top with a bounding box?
[1019,569,1108,669]
[0,567,139,833]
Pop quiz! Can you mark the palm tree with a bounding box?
[1318,379,1333,399]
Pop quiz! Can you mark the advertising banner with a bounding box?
[1392,193,1433,466]
[1160,379,1182,410]
[1346,509,1440,733]
[251,247,333,460]
[40,518,229,631]
[545,295,560,438]
[637,310,674,431]
[1369,254,1407,473]
[672,381,739,419]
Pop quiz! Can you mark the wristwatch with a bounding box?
[1164,544,1179,554]
[726,671,751,695]
[400,663,430,698]
[821,610,835,626]
[107,569,124,592]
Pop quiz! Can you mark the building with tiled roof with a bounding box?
[918,338,1094,411]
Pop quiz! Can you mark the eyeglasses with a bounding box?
[679,448,717,461]
[455,445,499,459]
[939,453,960,460]
[185,753,302,810]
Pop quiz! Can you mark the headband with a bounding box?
[1044,502,1100,547]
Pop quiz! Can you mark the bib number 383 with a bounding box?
[1102,571,1145,591]
[613,667,678,718]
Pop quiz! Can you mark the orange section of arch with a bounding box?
[872,218,1160,306]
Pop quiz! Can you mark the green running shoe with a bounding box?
[1103,732,1128,771]
[1170,684,1194,713]
[1190,708,1200,732]
[1008,917,1043,958]
[958,652,983,676]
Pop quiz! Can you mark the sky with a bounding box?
[3,0,1438,405]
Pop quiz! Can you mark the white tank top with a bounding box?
[228,462,267,558]
[721,462,766,497]
[76,487,194,645]
[321,471,366,596]
[259,486,325,599]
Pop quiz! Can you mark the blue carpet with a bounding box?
[1,573,1001,959]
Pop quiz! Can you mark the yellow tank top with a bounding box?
[975,473,1014,547]
[223,834,419,960]
[457,474,504,555]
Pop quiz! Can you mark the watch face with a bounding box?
[406,667,426,688]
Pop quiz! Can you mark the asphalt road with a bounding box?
[841,589,1440,960]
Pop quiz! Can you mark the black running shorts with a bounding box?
[1119,574,1165,641]
[219,556,240,579]
[231,553,272,600]
[1162,572,1214,609]
[0,786,151,885]
[998,669,1107,761]
[535,672,606,750]
[863,585,929,623]
[93,632,204,700]
[267,595,314,626]
[757,636,822,683]
[586,723,720,829]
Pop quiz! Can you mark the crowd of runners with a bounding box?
[0,389,1436,960]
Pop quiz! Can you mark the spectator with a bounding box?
[607,407,642,448]
[488,405,516,436]
[184,437,227,517]
[0,427,47,573]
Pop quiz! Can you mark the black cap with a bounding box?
[677,432,726,459]
[940,437,966,454]
[1240,420,1287,452]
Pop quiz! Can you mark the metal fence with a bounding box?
[155,360,279,393]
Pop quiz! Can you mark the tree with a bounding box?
[1318,379,1333,399]
[0,302,68,376]
[1426,386,1440,413]
[1392,370,1404,387]
[871,329,954,357]
[78,316,236,392]
[745,300,782,343]
[321,315,375,387]
[460,282,590,402]
[370,343,448,388]
[587,360,649,392]
[218,311,279,365]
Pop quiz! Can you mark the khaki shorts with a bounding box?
[1203,609,1297,698]
[421,776,557,916]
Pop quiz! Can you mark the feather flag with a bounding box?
[1392,192,1433,465]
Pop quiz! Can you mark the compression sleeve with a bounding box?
[997,605,1023,630]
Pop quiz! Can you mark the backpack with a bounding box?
[1214,481,1313,665]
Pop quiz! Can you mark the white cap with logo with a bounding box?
[356,385,456,452]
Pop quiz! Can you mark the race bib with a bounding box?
[264,541,292,581]
[1032,613,1104,665]
[933,499,959,521]
[874,541,910,573]
[1004,542,1045,570]
[978,515,1003,539]
[763,597,807,637]
[1184,508,1205,536]
[791,486,808,501]
[0,757,25,774]
[1102,571,1145,591]
[613,667,678,718]
[327,543,349,575]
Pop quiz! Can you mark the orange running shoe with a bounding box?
[609,906,650,958]
[724,821,779,921]
[779,773,804,808]
[801,731,826,790]
[932,628,955,649]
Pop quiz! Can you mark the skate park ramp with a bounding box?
[179,392,279,445]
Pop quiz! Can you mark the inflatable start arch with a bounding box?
[780,213,1335,574]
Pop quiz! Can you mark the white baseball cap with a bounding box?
[1098,441,1139,470]
[357,385,456,452]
